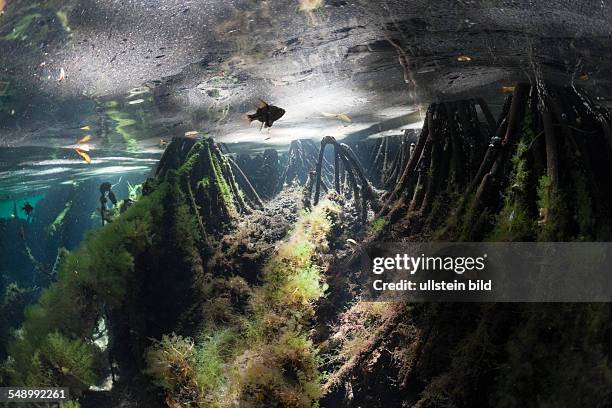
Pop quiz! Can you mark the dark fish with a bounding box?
[247,99,285,129]
[22,202,34,216]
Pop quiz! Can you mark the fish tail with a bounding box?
[247,113,256,122]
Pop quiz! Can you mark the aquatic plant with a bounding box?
[6,186,165,389]
[144,199,339,407]
[368,217,386,236]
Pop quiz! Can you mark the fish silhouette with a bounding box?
[247,99,285,129]
[22,202,34,216]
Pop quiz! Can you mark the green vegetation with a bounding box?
[146,331,234,406]
[60,401,81,408]
[127,182,143,202]
[145,200,339,407]
[368,217,387,236]
[488,139,534,241]
[55,10,70,32]
[0,282,33,361]
[177,139,246,225]
[6,186,166,390]
[207,143,237,217]
[2,13,43,41]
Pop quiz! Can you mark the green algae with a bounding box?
[6,186,166,388]
[2,13,42,41]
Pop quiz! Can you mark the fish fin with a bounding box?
[247,113,257,122]
[260,121,264,131]
[257,98,269,108]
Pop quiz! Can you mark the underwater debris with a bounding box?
[321,112,352,123]
[247,99,286,129]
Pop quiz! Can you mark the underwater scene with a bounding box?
[1,0,612,407]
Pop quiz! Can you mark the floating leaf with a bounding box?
[75,148,91,164]
[77,135,91,144]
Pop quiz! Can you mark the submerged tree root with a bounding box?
[309,136,381,223]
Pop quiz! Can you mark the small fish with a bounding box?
[75,148,91,164]
[247,99,286,129]
[80,125,91,131]
[184,131,199,137]
[501,86,515,93]
[57,68,66,82]
[128,98,145,105]
[77,135,92,144]
[346,238,358,247]
[579,73,589,81]
[321,112,352,123]
[457,55,472,62]
[22,202,34,216]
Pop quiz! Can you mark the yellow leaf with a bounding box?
[75,148,91,164]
